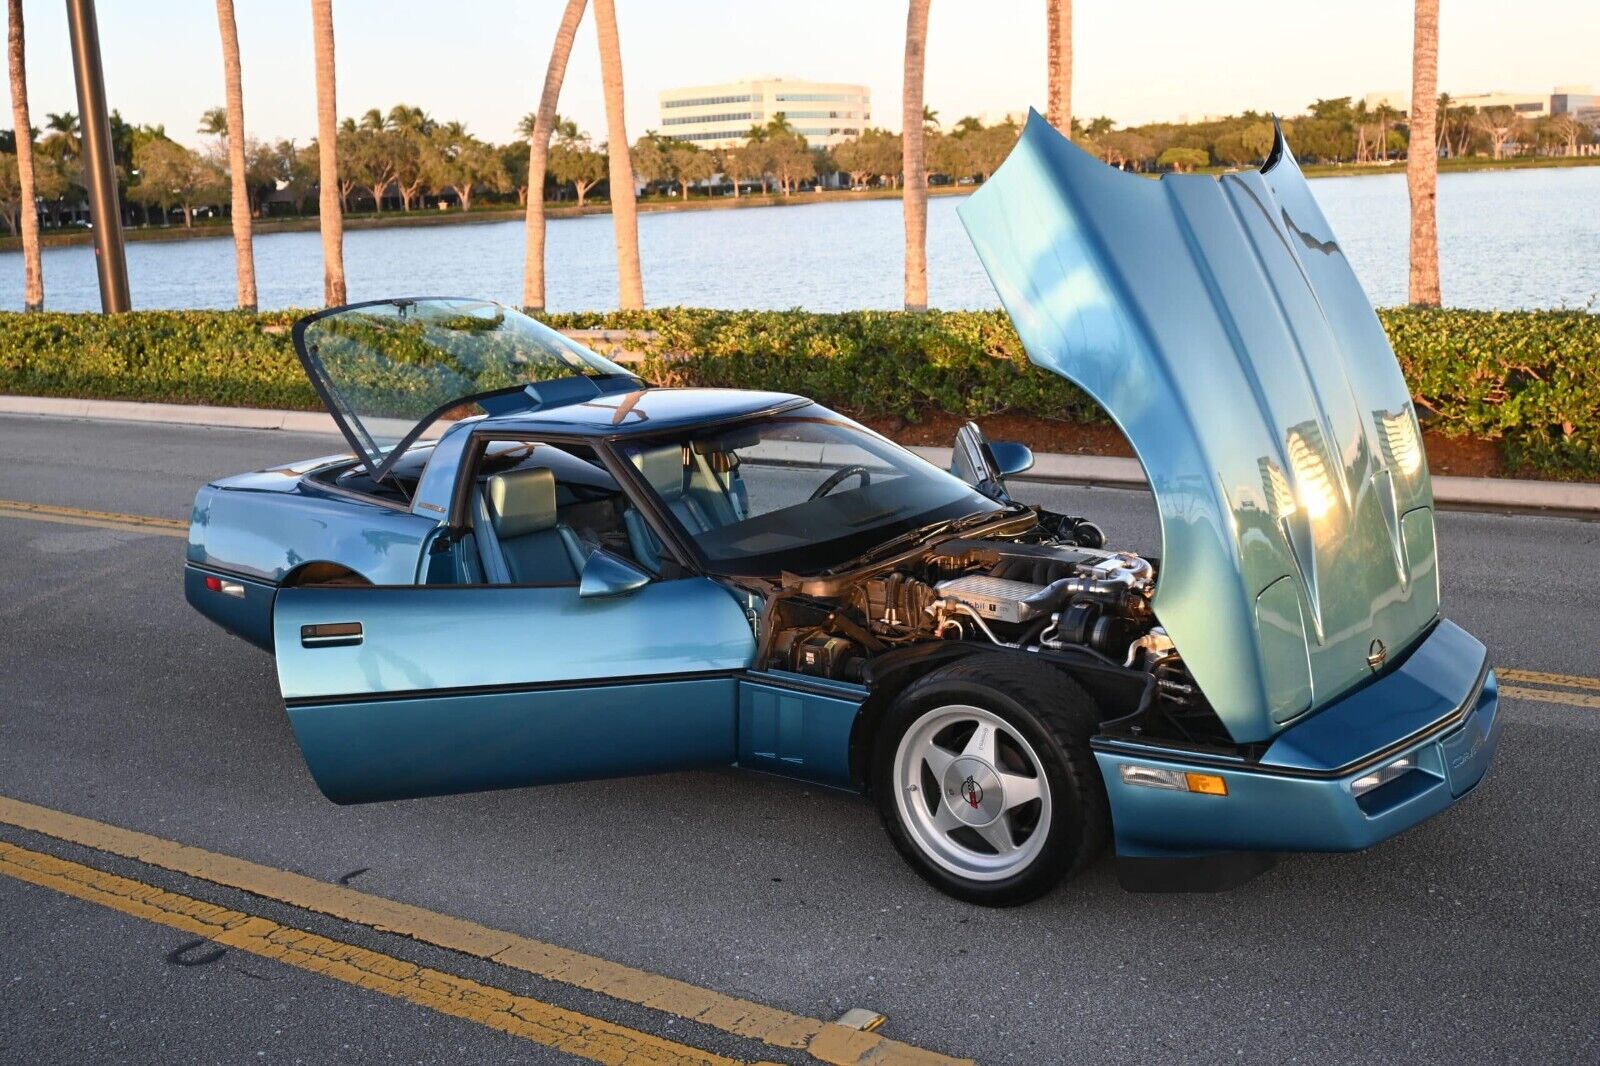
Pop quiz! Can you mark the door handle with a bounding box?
[301,622,363,648]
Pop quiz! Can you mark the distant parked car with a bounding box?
[186,113,1498,905]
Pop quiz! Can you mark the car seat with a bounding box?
[478,467,589,585]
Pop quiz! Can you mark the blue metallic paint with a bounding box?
[288,678,740,804]
[959,112,1440,744]
[272,578,756,803]
[273,579,755,701]
[738,672,866,788]
[189,475,436,587]
[183,564,279,651]
[1094,620,1499,857]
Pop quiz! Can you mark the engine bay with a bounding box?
[756,518,1222,745]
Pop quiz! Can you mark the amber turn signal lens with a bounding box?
[1184,772,1228,796]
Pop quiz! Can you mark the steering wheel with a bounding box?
[809,465,872,501]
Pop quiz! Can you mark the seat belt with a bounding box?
[472,486,514,585]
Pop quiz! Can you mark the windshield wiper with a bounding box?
[828,505,1026,574]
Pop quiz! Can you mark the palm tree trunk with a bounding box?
[522,0,586,312]
[6,0,43,310]
[311,0,345,306]
[1407,0,1441,307]
[1046,0,1071,137]
[592,0,642,309]
[215,0,257,309]
[902,0,930,311]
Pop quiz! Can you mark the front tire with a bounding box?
[872,657,1109,906]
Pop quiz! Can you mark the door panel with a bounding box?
[272,578,756,803]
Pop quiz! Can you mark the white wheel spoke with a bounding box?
[920,743,957,781]
[997,770,1042,811]
[975,817,1017,855]
[961,721,998,765]
[931,801,964,833]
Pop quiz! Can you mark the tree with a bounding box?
[0,150,21,235]
[630,130,673,190]
[1210,122,1273,166]
[592,0,642,309]
[213,0,257,308]
[1100,128,1155,169]
[902,0,930,311]
[715,145,748,197]
[273,138,317,212]
[500,140,529,204]
[665,141,714,199]
[766,131,813,194]
[1541,114,1589,157]
[388,127,429,210]
[311,0,345,306]
[1157,146,1207,172]
[6,0,42,309]
[1407,0,1440,307]
[548,129,605,206]
[345,125,397,211]
[131,138,224,227]
[197,106,227,139]
[1046,0,1071,137]
[831,134,876,187]
[738,136,774,194]
[424,127,506,211]
[42,110,78,160]
[1471,107,1521,160]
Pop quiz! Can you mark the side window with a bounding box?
[454,439,672,587]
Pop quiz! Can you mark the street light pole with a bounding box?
[65,0,129,313]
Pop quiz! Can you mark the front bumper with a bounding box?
[1094,619,1500,860]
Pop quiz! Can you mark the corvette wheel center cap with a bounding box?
[944,757,1004,826]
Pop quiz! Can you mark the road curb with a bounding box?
[4,394,1597,516]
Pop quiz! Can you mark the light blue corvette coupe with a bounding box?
[186,114,1499,905]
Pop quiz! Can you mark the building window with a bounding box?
[662,112,757,126]
[662,94,758,109]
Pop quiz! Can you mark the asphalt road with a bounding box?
[1,413,1597,1065]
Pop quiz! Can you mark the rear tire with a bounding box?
[871,656,1109,906]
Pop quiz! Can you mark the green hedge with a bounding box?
[1,306,1595,476]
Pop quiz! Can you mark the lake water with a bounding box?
[2,166,1597,313]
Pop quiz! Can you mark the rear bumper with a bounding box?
[1094,619,1500,860]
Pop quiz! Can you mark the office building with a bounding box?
[658,77,871,148]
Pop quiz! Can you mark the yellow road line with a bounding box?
[0,841,754,1066]
[0,499,188,538]
[1497,668,1600,694]
[0,797,968,1066]
[1501,685,1600,710]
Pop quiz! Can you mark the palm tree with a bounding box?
[521,0,587,312]
[1046,0,1071,137]
[311,0,345,306]
[592,0,642,309]
[5,0,42,309]
[902,0,930,311]
[1407,0,1440,306]
[43,110,78,157]
[214,0,257,309]
[198,106,227,138]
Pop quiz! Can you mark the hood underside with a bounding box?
[959,111,1439,744]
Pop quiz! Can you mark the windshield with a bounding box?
[294,298,638,480]
[618,405,1005,576]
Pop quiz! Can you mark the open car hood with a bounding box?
[292,298,642,483]
[959,112,1438,744]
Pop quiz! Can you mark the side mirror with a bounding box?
[988,441,1034,478]
[578,549,651,599]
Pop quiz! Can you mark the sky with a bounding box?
[8,0,1598,150]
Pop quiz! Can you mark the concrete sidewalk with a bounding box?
[3,394,1596,516]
